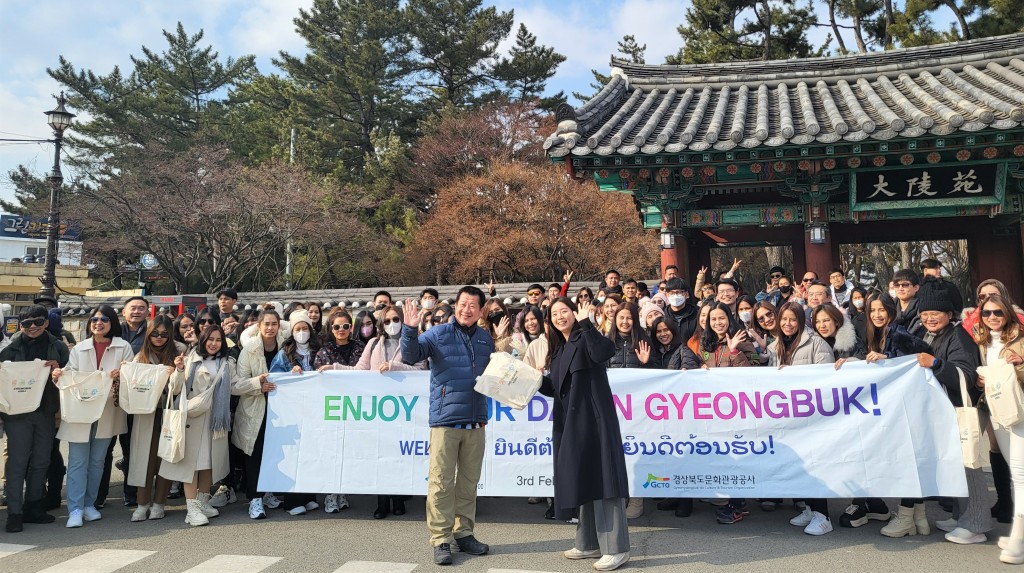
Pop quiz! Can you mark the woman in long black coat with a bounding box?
[540,297,630,571]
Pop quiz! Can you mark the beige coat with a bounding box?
[57,337,134,443]
[157,352,233,483]
[335,336,426,372]
[231,337,278,456]
[126,342,186,487]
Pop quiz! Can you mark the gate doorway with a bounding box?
[839,240,973,304]
[708,244,795,299]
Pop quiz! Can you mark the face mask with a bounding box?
[361,325,374,338]
[488,311,506,325]
[853,299,864,310]
[375,303,387,311]
[422,299,435,310]
[293,330,310,344]
[385,322,401,336]
[739,311,753,323]
[596,296,606,304]
[888,289,897,299]
[668,294,685,307]
[780,285,792,294]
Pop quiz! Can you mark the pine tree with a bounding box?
[491,24,566,110]
[572,35,648,103]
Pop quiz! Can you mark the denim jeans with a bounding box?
[66,423,112,513]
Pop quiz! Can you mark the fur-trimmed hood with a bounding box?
[832,317,858,354]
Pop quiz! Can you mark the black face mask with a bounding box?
[375,303,387,311]
[488,311,506,325]
[780,285,793,294]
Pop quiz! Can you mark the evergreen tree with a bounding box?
[0,167,54,215]
[572,35,648,103]
[491,24,566,110]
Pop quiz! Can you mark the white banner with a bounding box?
[258,356,968,498]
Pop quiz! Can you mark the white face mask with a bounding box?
[588,311,596,323]
[422,299,436,310]
[888,289,897,299]
[293,330,310,344]
[852,299,864,310]
[385,322,402,336]
[596,296,606,304]
[668,294,686,307]
[738,311,753,323]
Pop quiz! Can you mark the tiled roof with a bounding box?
[545,33,1024,158]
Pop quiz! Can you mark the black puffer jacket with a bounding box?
[607,334,654,369]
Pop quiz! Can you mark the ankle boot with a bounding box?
[881,506,917,538]
[992,451,1014,523]
[196,493,219,518]
[1002,538,1024,565]
[23,500,55,524]
[373,495,389,519]
[184,499,209,527]
[913,503,930,535]
[675,499,694,518]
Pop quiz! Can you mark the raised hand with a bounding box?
[698,266,708,276]
[402,299,420,328]
[575,301,593,323]
[635,340,651,364]
[730,258,742,273]
[496,315,511,337]
[726,330,747,352]
[563,270,573,283]
[174,353,185,371]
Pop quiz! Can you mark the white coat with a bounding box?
[57,337,134,443]
[231,332,286,456]
[126,341,186,487]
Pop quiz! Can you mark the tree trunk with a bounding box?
[872,243,890,289]
[900,242,912,270]
[883,0,895,49]
[852,15,869,53]
[828,0,848,54]
[942,0,971,39]
[764,245,786,270]
[760,0,772,61]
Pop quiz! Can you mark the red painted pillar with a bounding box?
[804,224,835,278]
[660,235,689,279]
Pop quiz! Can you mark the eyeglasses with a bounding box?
[802,278,814,283]
[894,282,914,289]
[383,317,402,325]
[198,318,217,325]
[150,331,169,339]
[770,273,783,279]
[756,311,775,324]
[90,316,111,324]
[527,290,542,296]
[982,309,1006,318]
[20,318,45,328]
[578,294,591,299]
[332,323,352,331]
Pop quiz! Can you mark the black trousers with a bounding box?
[98,415,136,506]
[2,410,54,514]
[244,413,267,501]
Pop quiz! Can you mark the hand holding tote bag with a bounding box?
[955,367,985,469]
[157,385,187,463]
[474,351,542,410]
[980,358,1024,427]
[58,370,113,424]
[118,362,171,415]
[0,359,52,415]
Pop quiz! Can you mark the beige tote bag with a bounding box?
[980,359,1024,428]
[955,368,984,469]
[58,371,112,424]
[118,362,171,415]
[0,360,52,415]
[157,386,187,463]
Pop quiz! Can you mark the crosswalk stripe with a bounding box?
[181,555,282,573]
[35,549,155,573]
[485,569,564,573]
[0,543,35,559]
[332,561,418,573]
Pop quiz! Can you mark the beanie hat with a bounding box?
[289,310,313,332]
[46,308,63,337]
[639,302,665,327]
[918,287,953,313]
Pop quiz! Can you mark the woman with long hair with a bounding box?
[478,298,513,352]
[768,301,836,535]
[812,304,866,368]
[597,294,622,336]
[314,308,365,374]
[606,302,653,370]
[52,305,133,528]
[174,313,196,347]
[541,297,630,571]
[354,310,378,345]
[847,287,869,341]
[306,301,323,338]
[687,303,713,357]
[511,305,545,360]
[126,316,186,522]
[737,295,769,365]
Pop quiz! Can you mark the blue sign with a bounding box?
[0,214,81,241]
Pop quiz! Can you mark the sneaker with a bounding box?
[564,547,601,560]
[288,505,306,516]
[336,494,350,510]
[655,499,679,511]
[840,504,868,528]
[304,500,319,511]
[625,498,644,519]
[527,497,542,504]
[716,505,745,525]
[167,482,182,500]
[249,498,267,520]
[592,552,630,571]
[5,513,22,533]
[66,509,83,528]
[455,535,489,555]
[131,505,150,522]
[324,494,340,514]
[83,506,102,522]
[209,486,230,508]
[804,512,833,535]
[148,503,165,520]
[945,527,986,544]
[936,517,958,532]
[433,543,453,566]
[760,500,777,512]
[794,500,807,510]
[226,487,237,504]
[789,507,813,527]
[263,493,282,509]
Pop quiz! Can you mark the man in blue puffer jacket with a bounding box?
[401,286,494,566]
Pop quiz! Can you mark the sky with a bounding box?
[0,0,955,205]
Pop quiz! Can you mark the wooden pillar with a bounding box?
[660,235,690,280]
[804,224,835,278]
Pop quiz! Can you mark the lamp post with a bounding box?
[39,92,75,299]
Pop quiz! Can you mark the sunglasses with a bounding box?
[982,309,1006,318]
[578,294,591,299]
[383,317,402,325]
[90,316,111,324]
[198,318,217,325]
[20,318,46,328]
[332,323,353,331]
[802,278,814,283]
[150,331,170,339]
[757,311,775,324]
[894,282,914,288]
[527,290,542,296]
[770,273,783,279]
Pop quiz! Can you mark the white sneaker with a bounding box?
[789,507,813,527]
[209,486,230,508]
[131,504,150,522]
[625,498,644,519]
[324,494,340,514]
[66,509,83,528]
[148,503,165,520]
[936,517,958,532]
[945,527,986,544]
[249,498,267,520]
[263,493,282,509]
[304,500,319,511]
[794,500,807,510]
[288,505,307,516]
[563,547,601,559]
[804,512,833,536]
[83,506,102,522]
[592,551,630,571]
[226,487,237,504]
[336,494,349,510]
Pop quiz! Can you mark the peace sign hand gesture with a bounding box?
[563,270,573,283]
[635,340,651,364]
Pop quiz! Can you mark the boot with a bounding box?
[1002,538,1024,565]
[881,506,917,538]
[992,451,1014,524]
[373,495,390,519]
[196,492,219,518]
[913,503,930,535]
[674,499,694,518]
[184,499,209,527]
[23,500,55,524]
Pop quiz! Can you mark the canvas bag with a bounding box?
[58,370,112,424]
[158,385,187,463]
[118,362,171,415]
[980,358,1024,427]
[955,367,985,469]
[474,351,542,410]
[0,359,52,415]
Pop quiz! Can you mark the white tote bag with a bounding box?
[158,386,187,463]
[955,368,985,469]
[980,359,1024,428]
[58,370,113,425]
[0,359,52,415]
[474,352,543,410]
[118,362,171,415]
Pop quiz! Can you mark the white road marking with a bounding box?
[180,555,282,573]
[0,543,35,559]
[332,561,419,573]
[35,549,155,573]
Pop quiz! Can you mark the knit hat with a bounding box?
[289,309,313,331]
[651,291,670,308]
[918,288,953,313]
[46,308,63,337]
[639,302,665,326]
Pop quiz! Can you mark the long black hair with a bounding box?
[516,304,546,343]
[650,316,680,352]
[354,310,377,343]
[91,305,123,339]
[173,313,195,344]
[196,325,229,359]
[608,301,650,352]
[545,296,578,368]
[137,315,178,366]
[700,302,740,353]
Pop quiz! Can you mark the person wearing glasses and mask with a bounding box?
[314,308,365,373]
[0,305,70,532]
[663,277,698,342]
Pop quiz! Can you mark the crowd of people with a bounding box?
[0,255,1020,569]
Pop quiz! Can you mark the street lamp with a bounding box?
[39,92,75,299]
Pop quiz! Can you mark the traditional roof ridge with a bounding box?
[612,33,1024,85]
